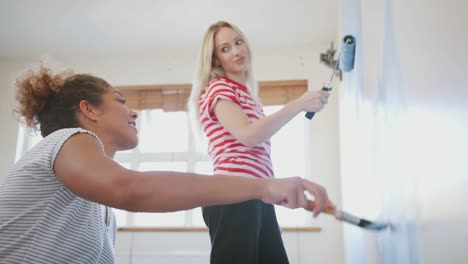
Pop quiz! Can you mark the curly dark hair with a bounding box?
[14,64,111,137]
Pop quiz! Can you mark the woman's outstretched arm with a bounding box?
[54,133,334,214]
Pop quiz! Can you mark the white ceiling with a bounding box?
[0,0,339,58]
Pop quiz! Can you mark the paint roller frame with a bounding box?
[305,35,356,120]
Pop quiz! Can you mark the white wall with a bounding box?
[340,0,468,263]
[0,43,344,264]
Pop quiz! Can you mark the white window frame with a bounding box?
[113,110,211,227]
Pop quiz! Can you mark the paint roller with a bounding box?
[305,35,356,120]
[306,201,389,231]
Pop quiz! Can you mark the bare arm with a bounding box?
[214,90,330,147]
[54,133,334,214]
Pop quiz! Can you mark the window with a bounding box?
[112,109,211,227]
[116,79,310,228]
[15,123,42,162]
[16,80,310,227]
[264,106,308,227]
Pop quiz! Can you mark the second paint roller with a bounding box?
[305,35,356,120]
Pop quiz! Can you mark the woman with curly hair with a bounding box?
[0,64,334,263]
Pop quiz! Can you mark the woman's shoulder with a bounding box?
[204,77,235,96]
[208,77,248,93]
[43,128,104,151]
[46,128,97,140]
[206,77,247,93]
[12,128,103,175]
[207,77,231,88]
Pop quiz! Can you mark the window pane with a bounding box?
[119,163,131,169]
[132,161,188,227]
[113,209,128,227]
[139,162,187,172]
[139,109,188,152]
[191,207,206,227]
[133,212,186,227]
[29,133,42,147]
[264,105,307,226]
[263,105,305,179]
[274,206,309,227]
[190,161,214,227]
[117,149,133,154]
[193,161,213,175]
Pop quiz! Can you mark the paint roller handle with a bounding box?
[305,87,332,120]
[305,111,316,120]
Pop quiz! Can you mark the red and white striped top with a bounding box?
[199,77,274,179]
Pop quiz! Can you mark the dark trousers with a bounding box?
[202,200,289,264]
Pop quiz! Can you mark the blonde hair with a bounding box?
[188,21,259,140]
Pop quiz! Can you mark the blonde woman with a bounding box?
[189,21,333,263]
